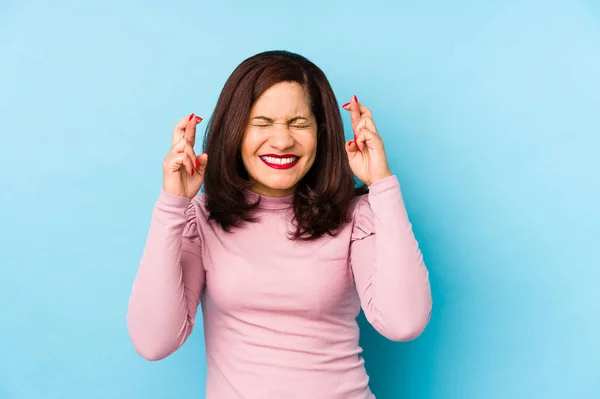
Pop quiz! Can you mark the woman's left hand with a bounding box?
[343,95,393,186]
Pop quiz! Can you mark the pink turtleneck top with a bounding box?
[127,175,432,399]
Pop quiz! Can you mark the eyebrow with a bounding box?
[252,116,309,123]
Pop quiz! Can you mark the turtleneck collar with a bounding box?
[244,189,295,210]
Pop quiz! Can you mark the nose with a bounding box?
[269,124,295,150]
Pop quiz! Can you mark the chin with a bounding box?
[249,170,303,196]
[246,158,313,196]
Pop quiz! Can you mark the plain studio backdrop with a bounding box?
[1,1,599,398]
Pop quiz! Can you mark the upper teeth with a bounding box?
[261,156,297,165]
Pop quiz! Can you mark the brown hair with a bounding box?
[202,50,367,240]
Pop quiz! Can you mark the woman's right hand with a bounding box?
[162,114,208,199]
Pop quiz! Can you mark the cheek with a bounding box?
[240,133,261,160]
[302,134,318,161]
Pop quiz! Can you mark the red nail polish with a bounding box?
[189,113,195,121]
[352,95,358,103]
[342,102,351,109]
[196,116,202,122]
[191,168,194,175]
[195,159,200,169]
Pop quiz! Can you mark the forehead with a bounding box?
[250,81,311,118]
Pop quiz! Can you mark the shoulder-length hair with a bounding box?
[202,50,368,240]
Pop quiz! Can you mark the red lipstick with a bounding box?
[259,153,300,170]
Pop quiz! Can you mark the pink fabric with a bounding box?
[127,175,432,399]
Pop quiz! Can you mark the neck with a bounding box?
[245,188,295,210]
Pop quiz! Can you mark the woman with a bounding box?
[127,50,432,399]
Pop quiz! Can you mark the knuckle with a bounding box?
[175,139,186,151]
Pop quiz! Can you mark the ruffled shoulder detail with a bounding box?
[182,195,205,247]
[350,194,376,242]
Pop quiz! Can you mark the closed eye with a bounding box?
[251,116,312,128]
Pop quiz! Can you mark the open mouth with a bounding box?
[259,155,300,170]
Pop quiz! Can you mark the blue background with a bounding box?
[1,0,599,398]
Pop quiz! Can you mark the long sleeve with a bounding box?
[126,190,206,361]
[350,175,432,342]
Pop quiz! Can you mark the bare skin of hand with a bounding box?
[343,96,392,186]
[162,114,208,199]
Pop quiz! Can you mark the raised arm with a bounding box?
[126,191,206,361]
[342,95,432,341]
[350,175,432,341]
[127,113,208,360]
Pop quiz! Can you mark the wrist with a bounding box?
[158,188,193,207]
[368,171,393,186]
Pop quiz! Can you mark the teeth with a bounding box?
[261,156,298,165]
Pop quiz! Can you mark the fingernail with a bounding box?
[342,102,351,110]
[191,168,195,175]
[188,113,195,121]
[196,116,203,122]
[352,95,358,103]
[195,159,200,169]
